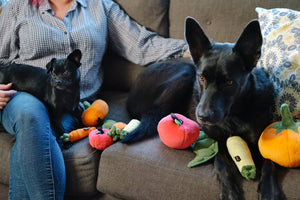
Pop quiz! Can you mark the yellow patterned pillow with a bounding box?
[256,7,300,120]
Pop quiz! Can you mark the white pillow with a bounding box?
[256,7,300,120]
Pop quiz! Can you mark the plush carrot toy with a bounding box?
[60,127,96,143]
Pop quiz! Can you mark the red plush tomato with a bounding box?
[89,128,114,150]
[157,113,200,149]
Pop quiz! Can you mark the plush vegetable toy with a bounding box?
[119,119,141,140]
[82,99,109,127]
[188,131,218,168]
[102,119,117,129]
[259,103,300,168]
[89,119,138,150]
[157,113,200,149]
[60,127,96,142]
[107,122,127,141]
[227,136,256,180]
[89,128,114,150]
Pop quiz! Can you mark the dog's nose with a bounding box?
[55,79,63,85]
[197,110,220,124]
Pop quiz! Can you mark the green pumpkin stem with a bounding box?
[171,113,183,126]
[281,104,295,128]
[270,104,299,134]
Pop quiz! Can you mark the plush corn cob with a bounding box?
[226,136,256,180]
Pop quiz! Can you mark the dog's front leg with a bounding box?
[258,159,285,200]
[214,151,244,200]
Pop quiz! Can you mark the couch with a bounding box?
[1,0,300,199]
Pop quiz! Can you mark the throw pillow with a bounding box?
[256,7,300,120]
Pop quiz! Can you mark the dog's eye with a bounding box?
[226,80,233,86]
[199,75,205,81]
[52,73,56,78]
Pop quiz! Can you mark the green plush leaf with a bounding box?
[102,119,117,129]
[188,131,218,168]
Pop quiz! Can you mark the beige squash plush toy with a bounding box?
[227,136,256,180]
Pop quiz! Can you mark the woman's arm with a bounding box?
[0,0,19,65]
[103,0,188,66]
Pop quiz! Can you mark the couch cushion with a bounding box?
[0,131,15,185]
[256,7,300,120]
[63,138,101,197]
[98,135,300,200]
[113,0,170,37]
[99,90,131,123]
[97,136,220,200]
[169,0,300,42]
[101,51,144,92]
[102,0,170,92]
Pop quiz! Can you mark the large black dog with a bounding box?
[122,18,284,200]
[0,49,82,136]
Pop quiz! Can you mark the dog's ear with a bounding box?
[46,58,56,74]
[233,20,262,72]
[185,17,212,64]
[67,49,82,68]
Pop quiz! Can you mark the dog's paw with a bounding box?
[258,193,285,200]
[219,184,244,200]
[120,130,143,143]
[258,183,285,200]
[258,160,285,200]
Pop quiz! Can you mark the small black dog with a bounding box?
[0,49,82,136]
[123,18,284,200]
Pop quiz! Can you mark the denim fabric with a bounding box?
[0,92,79,200]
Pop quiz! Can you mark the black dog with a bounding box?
[0,49,82,136]
[123,58,196,142]
[123,18,284,200]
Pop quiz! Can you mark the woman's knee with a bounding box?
[2,92,50,135]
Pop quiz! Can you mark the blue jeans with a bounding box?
[0,92,80,200]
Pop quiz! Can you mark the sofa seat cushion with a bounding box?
[97,136,221,200]
[63,137,101,197]
[97,135,300,200]
[0,131,15,185]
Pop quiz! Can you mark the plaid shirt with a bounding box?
[0,0,188,100]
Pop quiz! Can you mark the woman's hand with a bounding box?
[0,83,16,110]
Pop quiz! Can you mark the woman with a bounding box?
[0,0,188,199]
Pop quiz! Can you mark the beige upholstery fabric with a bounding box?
[98,135,300,200]
[169,0,300,42]
[113,0,170,37]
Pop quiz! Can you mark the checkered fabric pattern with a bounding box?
[0,0,187,100]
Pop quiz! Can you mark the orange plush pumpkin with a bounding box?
[157,113,200,149]
[82,99,109,127]
[259,104,300,168]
